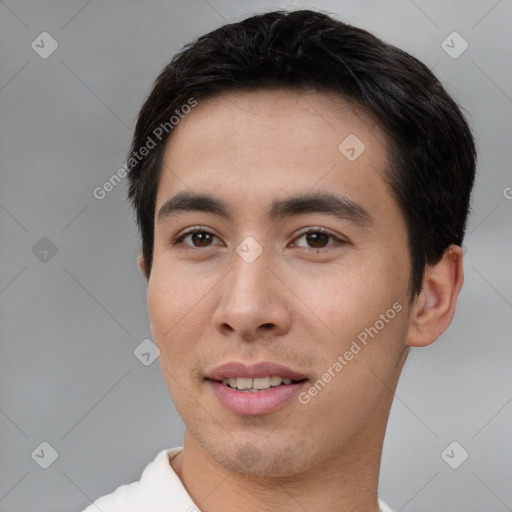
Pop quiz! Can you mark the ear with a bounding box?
[406,244,464,347]
[137,253,148,280]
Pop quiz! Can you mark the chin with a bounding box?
[205,435,313,479]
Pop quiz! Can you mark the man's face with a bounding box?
[146,88,412,477]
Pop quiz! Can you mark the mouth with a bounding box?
[204,361,310,415]
[208,375,308,392]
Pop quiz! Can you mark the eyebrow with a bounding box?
[157,190,372,227]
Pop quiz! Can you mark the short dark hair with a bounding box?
[127,9,476,297]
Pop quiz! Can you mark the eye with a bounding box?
[292,227,345,251]
[171,227,221,248]
[171,226,346,251]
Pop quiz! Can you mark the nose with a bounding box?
[213,248,293,341]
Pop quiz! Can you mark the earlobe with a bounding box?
[137,253,148,280]
[406,245,464,348]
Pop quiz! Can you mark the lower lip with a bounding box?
[208,380,308,416]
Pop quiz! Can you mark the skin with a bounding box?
[137,88,464,512]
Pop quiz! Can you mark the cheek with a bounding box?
[146,263,207,356]
[294,271,408,429]
[286,254,407,340]
[146,267,207,406]
[286,253,410,399]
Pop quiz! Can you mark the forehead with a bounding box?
[155,88,394,222]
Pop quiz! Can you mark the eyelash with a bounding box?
[170,226,346,253]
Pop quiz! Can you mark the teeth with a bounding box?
[252,377,270,389]
[235,377,252,390]
[270,376,282,386]
[221,376,295,390]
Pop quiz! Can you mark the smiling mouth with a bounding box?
[209,376,308,392]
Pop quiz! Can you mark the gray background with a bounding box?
[0,0,511,511]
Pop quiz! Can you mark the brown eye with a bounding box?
[305,232,330,248]
[172,228,221,248]
[294,228,342,251]
[190,232,214,247]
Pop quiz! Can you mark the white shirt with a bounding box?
[81,447,395,512]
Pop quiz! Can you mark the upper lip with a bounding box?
[206,361,308,381]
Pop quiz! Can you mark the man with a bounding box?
[82,9,475,512]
